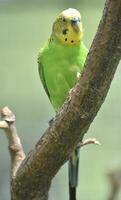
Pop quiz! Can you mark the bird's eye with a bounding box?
[63,18,66,22]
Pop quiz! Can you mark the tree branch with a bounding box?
[0,107,25,178]
[1,0,121,199]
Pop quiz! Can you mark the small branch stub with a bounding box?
[77,138,101,149]
[1,106,15,123]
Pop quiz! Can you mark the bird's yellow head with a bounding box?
[51,8,83,45]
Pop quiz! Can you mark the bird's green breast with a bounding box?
[39,39,87,110]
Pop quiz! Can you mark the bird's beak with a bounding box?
[71,17,81,32]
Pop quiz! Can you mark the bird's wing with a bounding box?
[38,54,51,100]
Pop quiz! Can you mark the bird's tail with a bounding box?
[68,148,80,200]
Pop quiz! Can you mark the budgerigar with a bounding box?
[38,8,88,200]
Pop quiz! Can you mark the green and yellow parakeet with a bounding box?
[38,8,88,200]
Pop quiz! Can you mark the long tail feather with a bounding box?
[68,148,80,200]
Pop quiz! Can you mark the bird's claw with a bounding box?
[48,117,54,125]
[77,72,81,80]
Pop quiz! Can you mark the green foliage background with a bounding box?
[0,0,121,199]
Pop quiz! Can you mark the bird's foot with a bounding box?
[48,117,54,126]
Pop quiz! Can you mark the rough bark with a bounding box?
[0,0,121,199]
